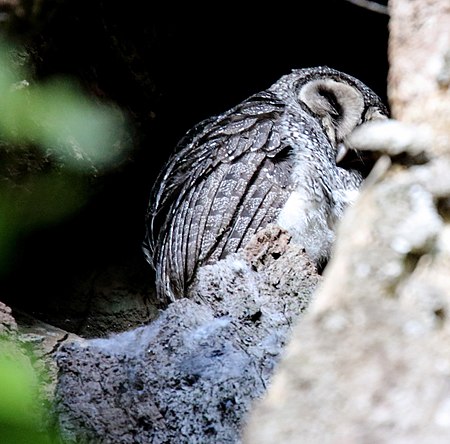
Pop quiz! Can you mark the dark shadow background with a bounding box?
[0,0,389,331]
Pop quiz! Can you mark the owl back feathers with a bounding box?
[144,67,387,301]
[146,92,295,300]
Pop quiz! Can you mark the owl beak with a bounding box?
[336,142,348,164]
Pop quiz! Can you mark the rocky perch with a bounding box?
[54,225,319,443]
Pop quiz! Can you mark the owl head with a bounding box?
[273,66,388,170]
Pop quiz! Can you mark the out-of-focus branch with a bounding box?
[343,0,389,15]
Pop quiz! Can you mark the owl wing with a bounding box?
[146,91,295,300]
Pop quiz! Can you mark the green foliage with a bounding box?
[0,341,59,444]
[0,39,128,170]
[0,35,131,442]
[0,78,127,170]
[0,36,130,268]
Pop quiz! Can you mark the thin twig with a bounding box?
[343,0,389,15]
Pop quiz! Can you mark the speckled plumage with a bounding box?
[144,67,387,301]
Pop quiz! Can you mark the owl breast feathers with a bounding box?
[144,66,388,302]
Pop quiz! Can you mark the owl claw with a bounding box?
[336,143,348,164]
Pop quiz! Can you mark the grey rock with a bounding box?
[55,225,319,443]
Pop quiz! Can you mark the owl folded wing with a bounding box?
[147,92,295,300]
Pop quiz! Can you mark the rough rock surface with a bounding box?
[388,0,450,154]
[0,300,17,334]
[55,226,319,443]
[13,310,83,402]
[244,152,450,443]
[38,259,159,338]
[242,98,450,444]
[0,300,81,435]
[243,2,450,441]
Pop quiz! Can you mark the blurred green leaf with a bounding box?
[0,35,126,443]
[0,39,129,171]
[0,79,128,170]
[0,40,20,96]
[0,344,56,444]
[0,349,37,425]
[0,36,130,265]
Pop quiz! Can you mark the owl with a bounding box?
[144,66,387,302]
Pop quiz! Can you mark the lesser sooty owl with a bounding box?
[144,66,387,301]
